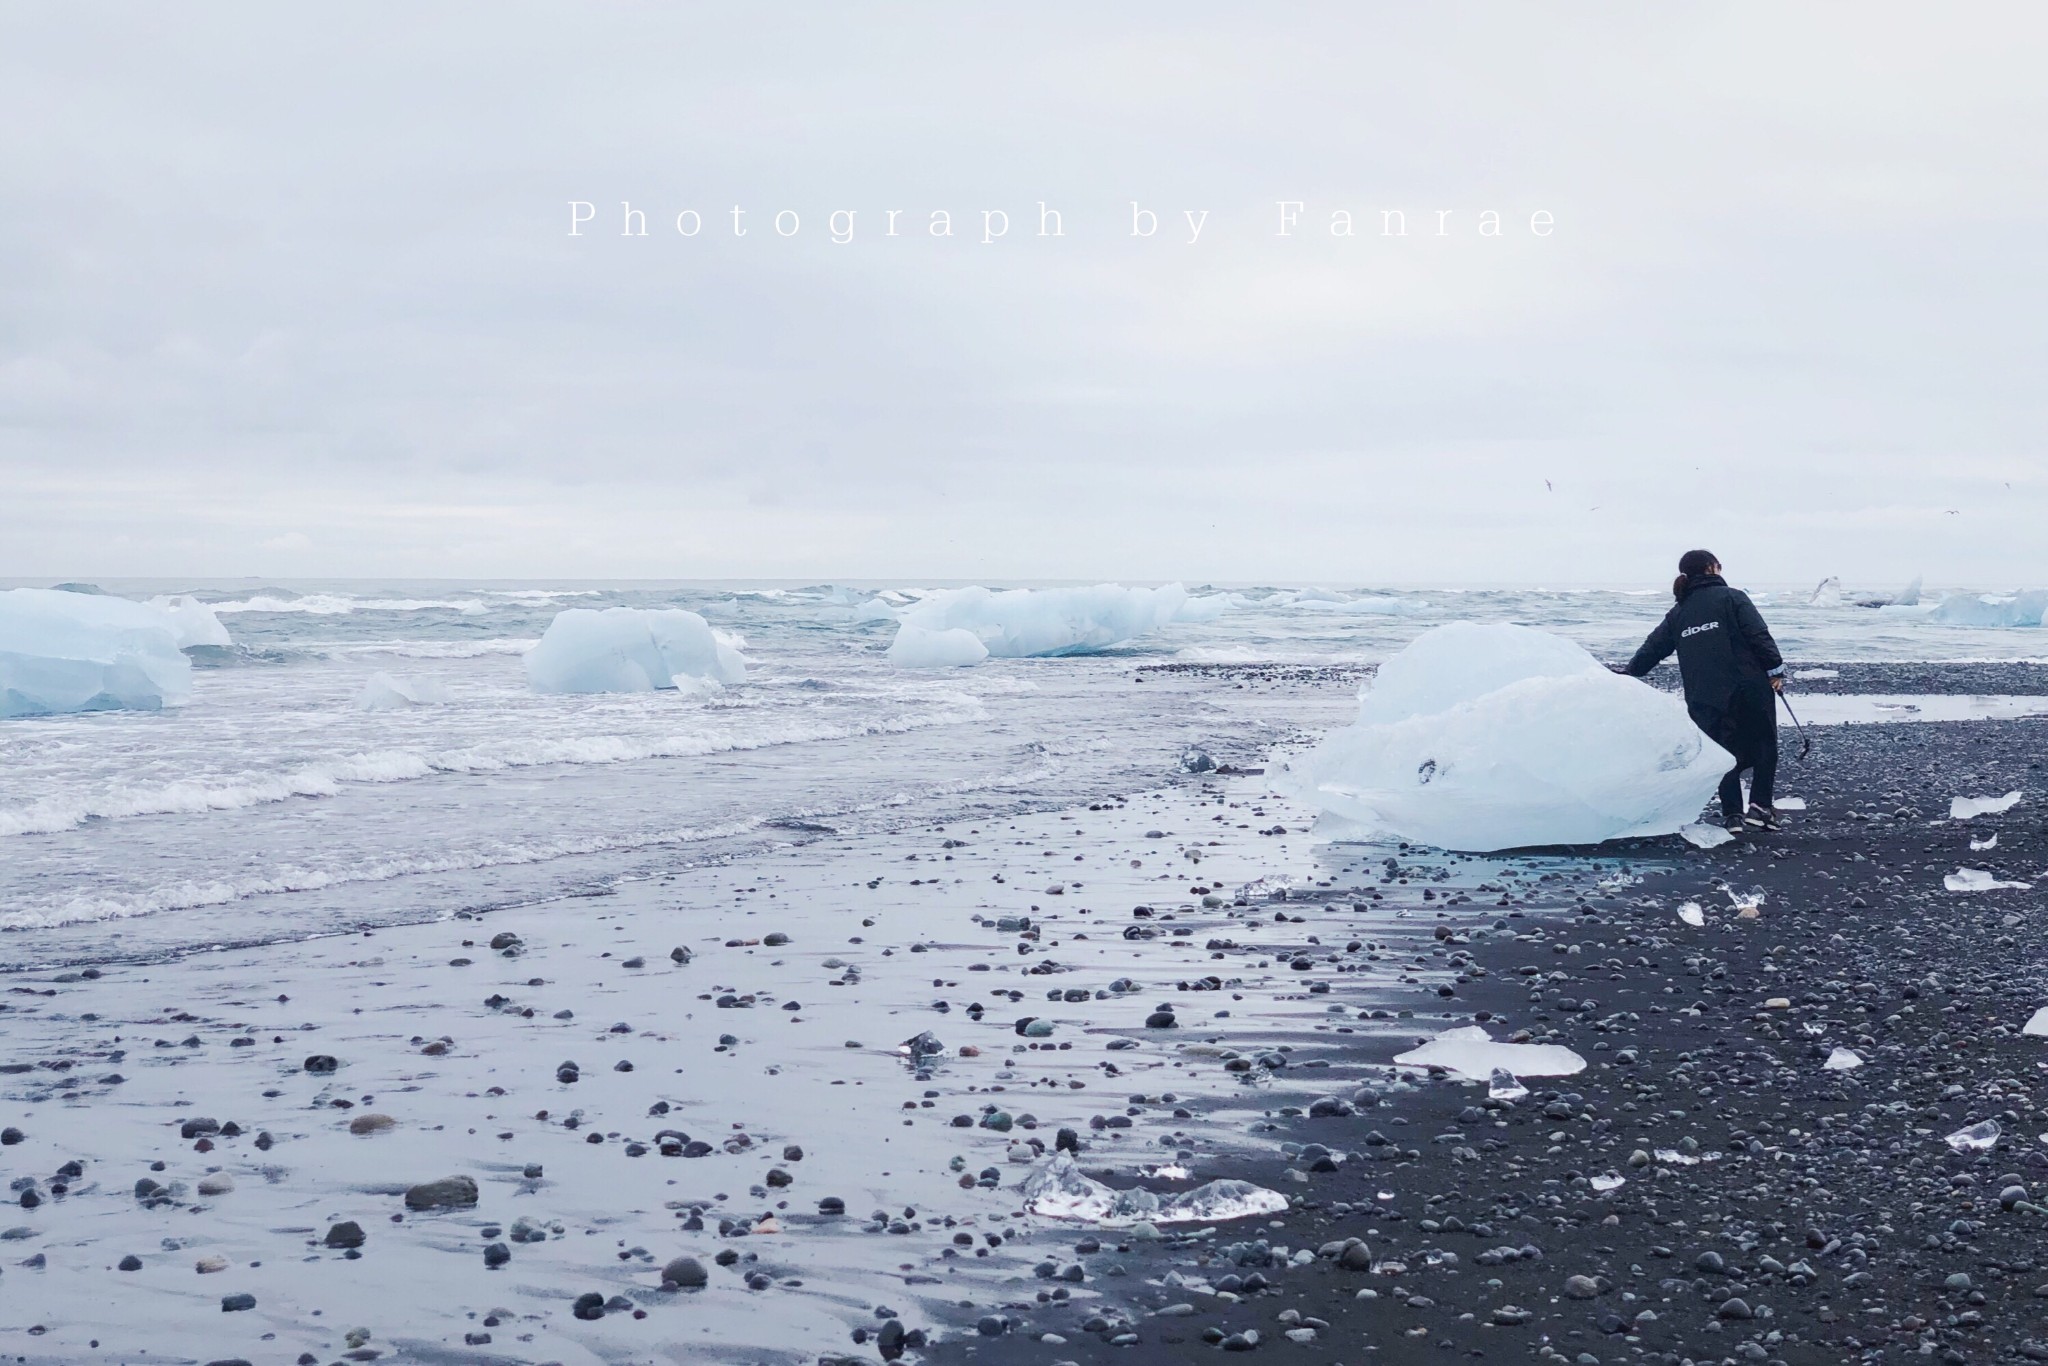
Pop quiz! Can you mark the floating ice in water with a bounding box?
[1774,797,1807,811]
[890,583,1199,660]
[1808,576,1843,608]
[1392,1025,1586,1081]
[1971,833,1999,851]
[850,597,901,624]
[2026,1008,2048,1038]
[1487,1068,1528,1101]
[1945,868,2032,893]
[146,594,233,650]
[886,625,989,669]
[1951,791,2023,820]
[1824,1048,1863,1071]
[1589,1171,1626,1193]
[0,587,193,718]
[1680,824,1735,849]
[1276,623,1731,852]
[1019,1153,1286,1226]
[1946,1120,2001,1152]
[1791,669,1839,681]
[1677,901,1706,927]
[524,607,746,694]
[1889,576,1923,607]
[356,672,451,711]
[1932,590,2048,628]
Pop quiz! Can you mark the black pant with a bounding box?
[1692,682,1777,820]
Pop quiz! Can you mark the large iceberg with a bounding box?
[888,583,1199,661]
[525,607,747,694]
[1932,590,2047,627]
[1276,622,1730,852]
[1,588,194,717]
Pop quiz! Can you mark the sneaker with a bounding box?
[1744,803,1780,831]
[1724,816,1746,836]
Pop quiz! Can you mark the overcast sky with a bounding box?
[3,4,2044,587]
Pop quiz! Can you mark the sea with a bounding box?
[2,578,2038,964]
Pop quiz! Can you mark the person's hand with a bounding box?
[1770,676,1785,693]
[1607,664,1630,675]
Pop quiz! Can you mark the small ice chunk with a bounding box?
[1652,1148,1700,1166]
[892,583,1198,659]
[1945,868,2032,893]
[886,625,989,669]
[1971,833,1999,851]
[1019,1153,1285,1226]
[355,672,451,711]
[1951,791,2023,820]
[1823,1047,1863,1071]
[1679,823,1735,849]
[2022,1008,2048,1038]
[1392,1025,1586,1081]
[1677,901,1705,927]
[1727,889,1765,914]
[1486,1068,1528,1101]
[1589,1171,1625,1193]
[1791,669,1838,681]
[1945,1120,2000,1152]
[1808,576,1843,607]
[1774,796,1807,811]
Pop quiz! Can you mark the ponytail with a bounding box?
[1671,574,1689,601]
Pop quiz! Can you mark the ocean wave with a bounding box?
[320,638,538,659]
[0,699,987,839]
[0,751,1065,931]
[211,594,492,615]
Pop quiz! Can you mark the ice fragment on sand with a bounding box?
[1970,833,1998,851]
[1824,1048,1863,1071]
[1653,1148,1701,1166]
[1774,796,1807,811]
[2022,1008,2048,1038]
[356,672,451,711]
[1946,1120,2000,1152]
[1019,1153,1285,1226]
[525,607,745,695]
[1486,1068,1528,1102]
[0,587,194,717]
[1945,868,2032,893]
[1680,824,1734,849]
[886,625,989,669]
[890,583,1202,660]
[1392,1025,1585,1081]
[1791,669,1838,681]
[1590,1172,1625,1193]
[1676,901,1706,927]
[1951,791,2023,820]
[1277,623,1731,852]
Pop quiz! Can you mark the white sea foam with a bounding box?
[321,639,538,659]
[0,698,986,839]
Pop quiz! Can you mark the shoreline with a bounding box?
[0,665,2040,1364]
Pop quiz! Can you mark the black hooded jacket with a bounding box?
[1623,574,1784,716]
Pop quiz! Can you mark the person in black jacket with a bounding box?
[1619,549,1787,833]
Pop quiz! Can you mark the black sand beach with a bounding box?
[0,663,2043,1366]
[928,702,2048,1366]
